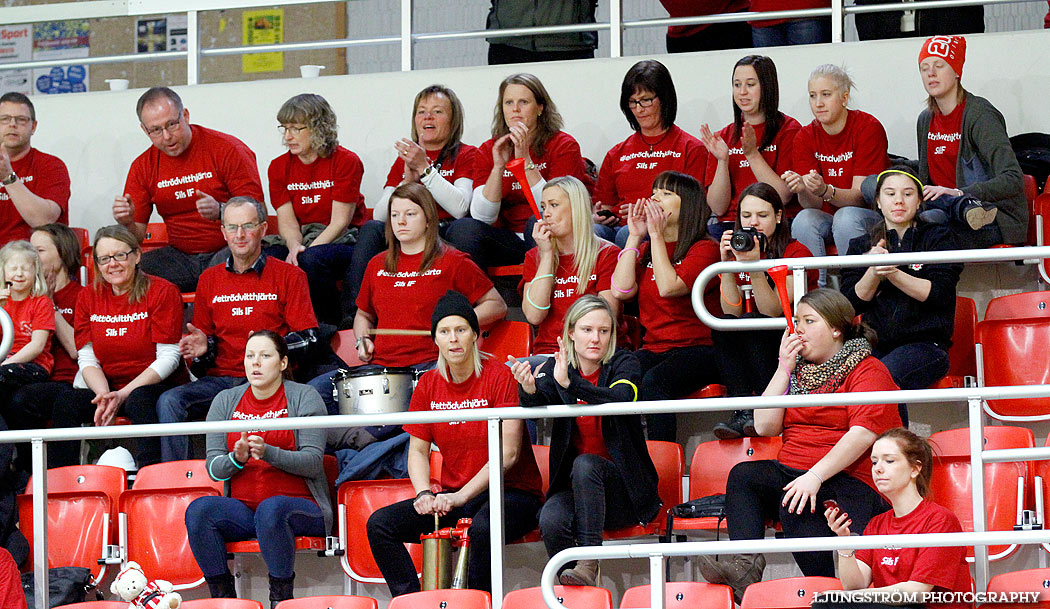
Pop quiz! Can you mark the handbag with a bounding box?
[21,566,97,608]
[672,494,726,519]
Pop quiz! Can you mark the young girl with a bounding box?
[700,55,802,227]
[0,241,55,409]
[611,170,721,442]
[822,428,970,609]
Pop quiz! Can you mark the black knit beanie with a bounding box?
[430,290,479,338]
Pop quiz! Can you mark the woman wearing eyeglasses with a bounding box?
[267,93,365,325]
[48,225,186,468]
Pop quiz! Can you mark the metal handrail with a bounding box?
[691,246,1050,331]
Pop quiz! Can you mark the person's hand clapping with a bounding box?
[491,133,514,169]
[867,238,897,277]
[740,122,759,156]
[233,432,251,463]
[508,356,537,394]
[396,137,430,177]
[626,200,648,238]
[698,124,729,162]
[553,336,570,389]
[247,434,267,460]
[508,122,532,161]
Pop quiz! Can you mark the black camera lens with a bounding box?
[731,227,758,252]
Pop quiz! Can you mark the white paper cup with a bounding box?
[299,65,325,78]
[105,79,129,91]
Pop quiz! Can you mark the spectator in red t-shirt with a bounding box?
[366,291,542,597]
[594,60,707,248]
[513,295,657,587]
[821,428,970,609]
[0,241,54,424]
[49,225,185,468]
[342,85,477,325]
[446,72,593,268]
[698,289,900,603]
[267,93,364,325]
[750,0,831,47]
[711,182,817,440]
[700,55,802,228]
[659,1,750,53]
[0,547,26,609]
[114,87,264,293]
[784,64,888,287]
[611,171,721,443]
[185,330,329,606]
[0,92,69,247]
[158,197,319,463]
[7,225,82,472]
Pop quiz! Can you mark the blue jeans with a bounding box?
[157,375,246,462]
[592,224,633,249]
[790,206,882,286]
[751,18,831,47]
[445,218,529,268]
[185,495,326,578]
[876,341,950,427]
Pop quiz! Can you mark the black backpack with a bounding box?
[1011,133,1050,193]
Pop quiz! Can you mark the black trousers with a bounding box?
[487,44,594,65]
[444,218,530,268]
[140,246,224,293]
[7,380,71,472]
[712,323,781,398]
[665,20,751,53]
[634,345,720,442]
[725,460,888,577]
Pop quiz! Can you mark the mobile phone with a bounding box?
[823,499,840,511]
[596,209,616,219]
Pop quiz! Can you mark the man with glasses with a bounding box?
[156,196,319,462]
[115,86,264,293]
[0,92,70,246]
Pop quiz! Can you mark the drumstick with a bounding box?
[366,329,433,336]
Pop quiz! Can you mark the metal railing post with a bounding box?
[31,439,47,609]
[186,10,200,85]
[487,418,505,609]
[648,556,666,609]
[968,396,990,590]
[609,0,622,58]
[831,0,845,43]
[400,0,413,72]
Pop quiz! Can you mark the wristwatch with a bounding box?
[421,165,435,180]
[1,172,17,186]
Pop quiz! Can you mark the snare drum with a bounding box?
[333,367,417,415]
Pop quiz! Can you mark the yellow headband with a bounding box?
[877,169,924,190]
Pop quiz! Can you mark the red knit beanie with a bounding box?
[918,36,966,79]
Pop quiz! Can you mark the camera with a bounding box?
[731,227,767,252]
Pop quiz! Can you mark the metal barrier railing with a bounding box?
[7,382,1050,609]
[0,0,1044,82]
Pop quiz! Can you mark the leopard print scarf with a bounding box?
[789,338,872,395]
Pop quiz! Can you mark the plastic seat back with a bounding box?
[181,600,264,609]
[930,426,1032,560]
[504,585,611,609]
[977,318,1050,420]
[338,478,423,583]
[947,296,978,379]
[1037,194,1050,285]
[985,291,1050,321]
[141,222,169,251]
[740,576,843,609]
[331,329,367,368]
[18,465,126,574]
[985,568,1050,608]
[620,582,733,609]
[480,320,532,361]
[274,596,379,609]
[132,460,223,493]
[388,589,491,609]
[648,440,684,524]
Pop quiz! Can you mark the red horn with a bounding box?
[767,264,794,334]
[505,158,543,220]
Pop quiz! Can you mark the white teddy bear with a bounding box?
[110,562,182,609]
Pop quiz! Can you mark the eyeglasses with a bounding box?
[278,125,308,136]
[95,250,135,265]
[143,119,183,138]
[0,115,31,126]
[222,221,263,233]
[627,97,657,109]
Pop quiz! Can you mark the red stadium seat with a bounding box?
[532,444,550,496]
[740,576,843,609]
[604,441,683,540]
[275,596,379,609]
[17,465,126,584]
[670,437,782,534]
[503,585,612,609]
[1035,192,1050,285]
[929,296,977,389]
[388,589,490,609]
[479,320,532,362]
[620,582,733,609]
[338,478,423,584]
[976,317,1050,420]
[487,265,524,278]
[117,460,223,590]
[1026,174,1038,246]
[331,329,367,368]
[984,568,1050,608]
[984,291,1050,321]
[140,222,169,252]
[181,600,263,609]
[929,426,1032,561]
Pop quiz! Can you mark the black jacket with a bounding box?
[520,350,660,525]
[841,221,962,351]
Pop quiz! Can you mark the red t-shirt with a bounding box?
[520,243,618,355]
[193,257,317,378]
[594,126,708,224]
[4,294,54,373]
[926,100,966,190]
[267,146,366,227]
[571,368,610,459]
[659,0,749,36]
[732,240,819,293]
[357,247,493,367]
[705,117,803,221]
[0,548,26,609]
[857,499,970,609]
[792,110,889,214]
[384,145,479,221]
[0,148,70,245]
[227,385,314,510]
[750,0,830,26]
[126,125,264,254]
[404,359,542,496]
[473,131,593,233]
[637,239,720,353]
[50,281,83,383]
[778,357,901,489]
[74,276,183,389]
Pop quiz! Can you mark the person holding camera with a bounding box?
[711,182,817,439]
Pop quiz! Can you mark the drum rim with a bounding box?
[338,366,417,379]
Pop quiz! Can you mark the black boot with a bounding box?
[713,410,756,440]
[205,572,236,598]
[269,573,295,608]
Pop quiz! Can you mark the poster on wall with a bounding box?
[136,15,188,53]
[32,20,89,95]
[0,25,33,96]
[242,9,283,73]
